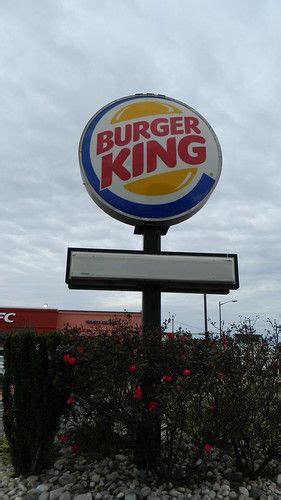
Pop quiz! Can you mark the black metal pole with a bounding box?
[142,227,161,335]
[133,226,165,470]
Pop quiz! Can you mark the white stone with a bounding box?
[124,494,137,500]
[221,485,231,496]
[7,488,17,496]
[90,472,100,483]
[238,487,249,496]
[212,482,221,491]
[39,493,50,500]
[36,484,50,493]
[73,494,93,500]
[115,454,127,461]
[140,486,152,498]
[17,483,27,492]
[169,490,181,497]
[50,487,65,499]
[60,493,72,500]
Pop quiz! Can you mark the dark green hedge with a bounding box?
[3,330,74,475]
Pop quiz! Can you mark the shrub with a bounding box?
[3,330,75,474]
[5,320,278,480]
[59,320,142,457]
[0,435,11,465]
[59,322,279,479]
[186,332,280,477]
[59,325,201,474]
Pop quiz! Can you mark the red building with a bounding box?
[0,307,142,348]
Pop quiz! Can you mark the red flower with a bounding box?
[63,354,77,365]
[58,434,69,444]
[167,333,174,340]
[147,401,159,411]
[133,385,142,400]
[162,375,173,382]
[182,369,191,377]
[208,404,216,413]
[204,443,213,454]
[67,397,75,406]
[129,363,137,374]
[71,443,78,453]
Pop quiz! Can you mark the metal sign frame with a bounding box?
[66,247,239,295]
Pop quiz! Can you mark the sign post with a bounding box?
[137,226,163,468]
[68,93,238,468]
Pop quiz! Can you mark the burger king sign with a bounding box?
[79,94,222,226]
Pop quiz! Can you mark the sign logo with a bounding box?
[0,312,15,323]
[79,94,222,226]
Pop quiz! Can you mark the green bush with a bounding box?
[0,435,11,465]
[4,320,278,481]
[59,320,142,457]
[3,330,75,475]
[59,322,279,479]
[59,325,203,473]
[185,332,280,477]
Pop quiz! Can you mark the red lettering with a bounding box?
[150,118,169,137]
[170,117,184,135]
[96,130,114,155]
[178,135,206,165]
[132,143,144,177]
[147,138,177,173]
[133,121,150,142]
[184,117,201,134]
[114,124,132,147]
[101,148,131,189]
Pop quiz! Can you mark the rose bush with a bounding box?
[3,319,279,480]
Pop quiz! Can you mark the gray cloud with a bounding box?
[0,0,280,334]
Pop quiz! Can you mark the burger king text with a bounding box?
[96,116,206,189]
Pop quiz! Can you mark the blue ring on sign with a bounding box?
[80,95,215,219]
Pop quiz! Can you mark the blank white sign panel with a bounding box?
[69,251,236,284]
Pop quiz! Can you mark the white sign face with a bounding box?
[79,94,222,226]
[66,250,238,293]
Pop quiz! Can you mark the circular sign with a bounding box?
[79,94,222,226]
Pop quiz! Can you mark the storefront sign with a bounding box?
[0,312,15,323]
[79,94,222,226]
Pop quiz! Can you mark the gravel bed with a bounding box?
[0,446,280,500]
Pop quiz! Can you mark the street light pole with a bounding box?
[204,294,208,337]
[219,300,238,337]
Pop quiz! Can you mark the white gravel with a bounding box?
[0,446,279,499]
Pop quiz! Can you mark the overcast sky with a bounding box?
[1,0,280,335]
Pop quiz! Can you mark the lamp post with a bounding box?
[219,300,237,337]
[204,294,208,338]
